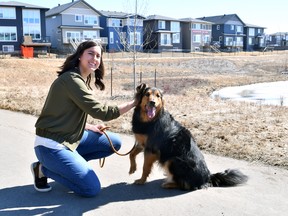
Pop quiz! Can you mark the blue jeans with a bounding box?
[34,130,121,197]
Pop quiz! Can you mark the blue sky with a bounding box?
[10,0,288,34]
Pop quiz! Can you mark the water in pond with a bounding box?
[211,81,288,106]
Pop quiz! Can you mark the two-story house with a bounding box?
[180,18,213,52]
[99,10,145,53]
[267,32,288,48]
[243,23,266,51]
[0,1,49,55]
[198,14,245,52]
[45,0,106,53]
[143,15,182,53]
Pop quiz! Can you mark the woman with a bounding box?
[31,40,136,197]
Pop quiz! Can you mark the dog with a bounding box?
[129,83,248,190]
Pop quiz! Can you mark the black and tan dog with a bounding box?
[129,83,248,190]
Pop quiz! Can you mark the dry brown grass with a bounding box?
[0,51,287,169]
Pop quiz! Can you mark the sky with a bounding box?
[7,0,288,34]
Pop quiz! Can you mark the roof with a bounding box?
[198,14,245,25]
[180,17,214,24]
[46,0,102,17]
[245,23,266,29]
[100,10,145,19]
[145,14,178,21]
[0,1,48,9]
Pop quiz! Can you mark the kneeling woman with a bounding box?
[31,40,136,197]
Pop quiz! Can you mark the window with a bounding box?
[160,33,171,45]
[171,22,180,32]
[110,32,114,44]
[203,35,210,43]
[172,33,180,43]
[75,14,82,22]
[83,30,98,40]
[249,28,255,36]
[110,18,122,27]
[129,32,141,45]
[193,34,201,43]
[202,24,211,30]
[0,7,16,19]
[248,38,253,45]
[84,15,98,25]
[225,37,233,46]
[236,37,243,46]
[192,23,201,30]
[2,45,14,52]
[22,9,41,40]
[0,26,17,41]
[236,25,242,33]
[158,20,165,29]
[66,31,80,43]
[231,25,234,31]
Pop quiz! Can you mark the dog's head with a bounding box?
[135,83,164,122]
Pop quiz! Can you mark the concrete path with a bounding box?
[0,109,287,216]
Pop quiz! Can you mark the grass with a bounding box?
[0,51,287,169]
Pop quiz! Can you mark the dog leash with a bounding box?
[99,126,136,168]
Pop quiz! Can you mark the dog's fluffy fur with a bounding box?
[129,83,248,190]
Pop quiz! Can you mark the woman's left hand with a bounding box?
[85,123,106,134]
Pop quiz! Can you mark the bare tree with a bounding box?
[113,0,156,91]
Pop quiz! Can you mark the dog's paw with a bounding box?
[129,165,136,174]
[134,178,146,185]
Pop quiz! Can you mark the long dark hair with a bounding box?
[58,40,105,90]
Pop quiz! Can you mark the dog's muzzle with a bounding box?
[145,102,156,119]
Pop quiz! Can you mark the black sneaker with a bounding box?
[30,162,52,192]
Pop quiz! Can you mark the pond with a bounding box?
[211,81,288,106]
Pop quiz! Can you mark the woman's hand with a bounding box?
[85,123,106,134]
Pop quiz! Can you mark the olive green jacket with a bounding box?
[35,70,120,150]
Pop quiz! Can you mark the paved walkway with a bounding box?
[0,109,287,216]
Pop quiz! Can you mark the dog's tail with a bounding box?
[209,169,248,187]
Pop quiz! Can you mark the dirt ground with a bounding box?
[0,51,287,169]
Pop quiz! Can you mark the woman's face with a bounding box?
[79,45,101,77]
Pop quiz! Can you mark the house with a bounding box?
[143,15,182,53]
[99,10,145,53]
[0,1,50,55]
[45,0,107,53]
[180,18,213,52]
[198,14,246,52]
[243,23,266,51]
[266,32,288,49]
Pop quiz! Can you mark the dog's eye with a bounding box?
[145,92,150,97]
[156,93,161,98]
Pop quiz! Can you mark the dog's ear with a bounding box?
[134,83,148,105]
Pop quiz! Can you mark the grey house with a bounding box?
[180,18,213,52]
[198,14,246,51]
[143,15,182,53]
[45,0,107,53]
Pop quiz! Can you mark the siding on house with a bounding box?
[198,14,246,51]
[45,0,104,53]
[143,15,182,53]
[99,10,145,52]
[0,1,49,54]
[180,18,213,52]
[244,23,266,51]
